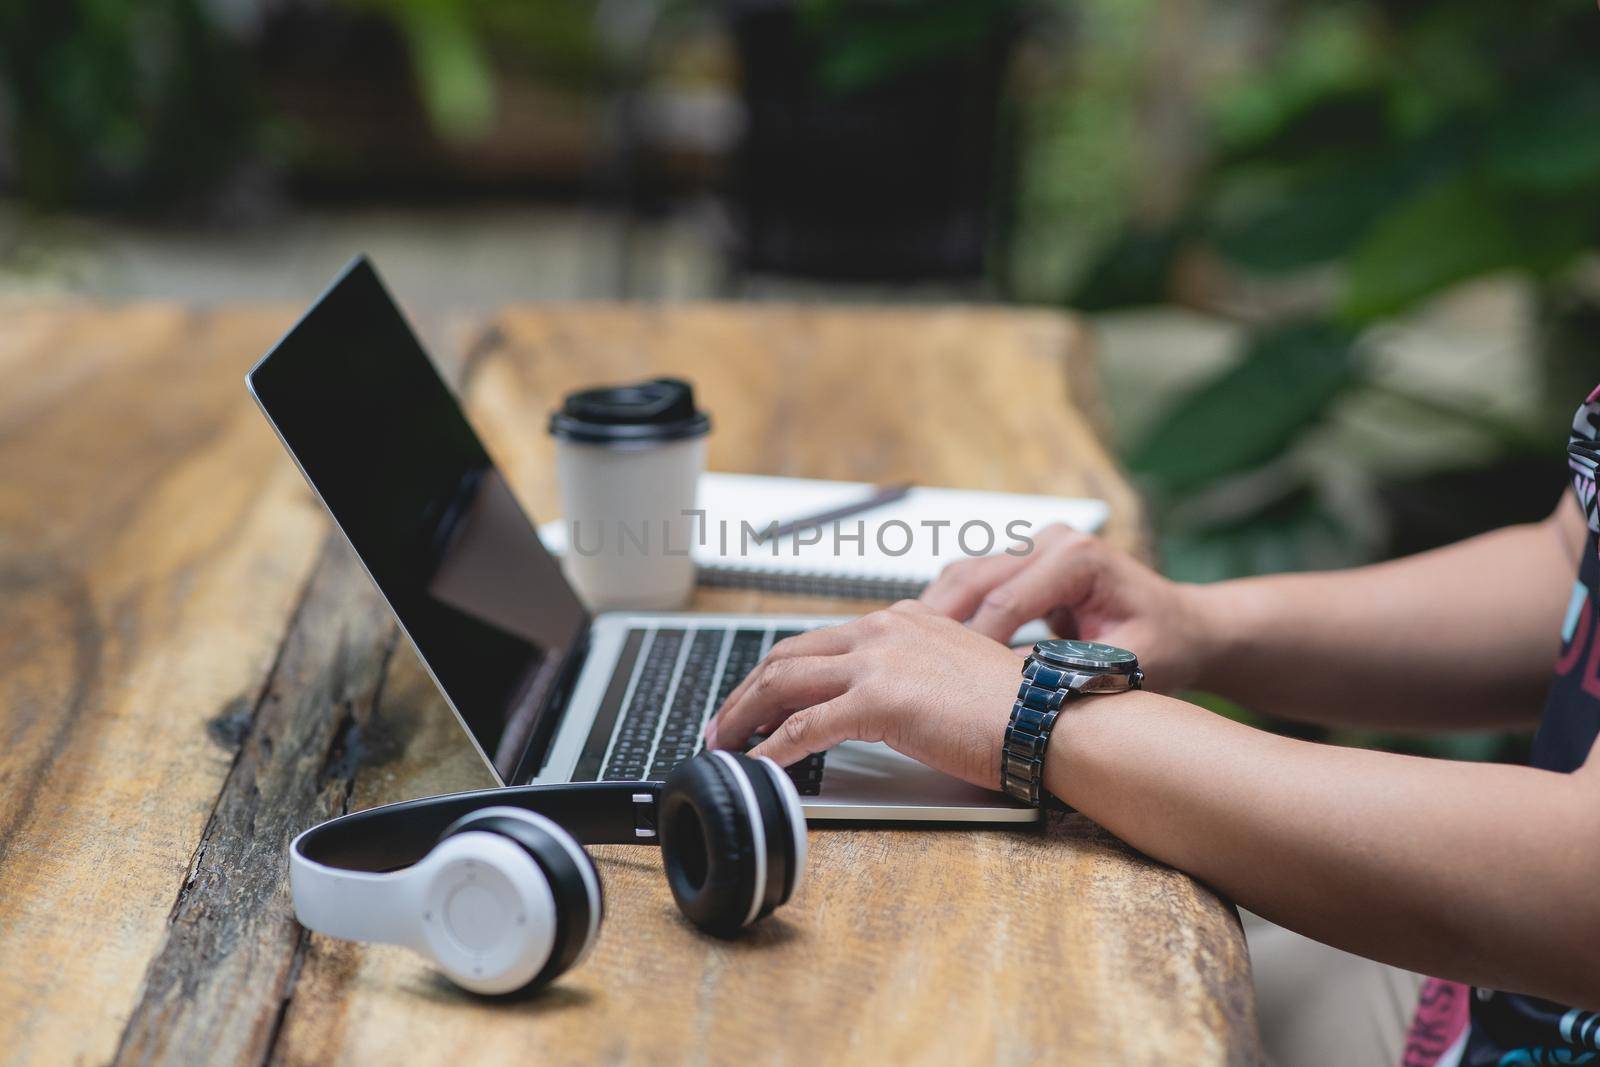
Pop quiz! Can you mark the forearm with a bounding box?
[1047,691,1600,1008]
[1187,510,1576,729]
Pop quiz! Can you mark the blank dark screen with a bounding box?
[247,258,589,783]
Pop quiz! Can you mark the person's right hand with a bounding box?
[920,524,1214,692]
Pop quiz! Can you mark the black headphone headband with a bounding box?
[295,781,660,874]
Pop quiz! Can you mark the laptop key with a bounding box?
[741,731,827,796]
[646,629,728,780]
[603,625,831,794]
[711,629,767,715]
[572,628,647,781]
[786,752,826,796]
[601,630,685,781]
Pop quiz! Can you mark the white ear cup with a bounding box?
[415,832,557,995]
[442,807,603,969]
[756,755,808,899]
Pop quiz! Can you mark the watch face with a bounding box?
[1032,638,1139,672]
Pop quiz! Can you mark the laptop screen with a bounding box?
[247,257,590,784]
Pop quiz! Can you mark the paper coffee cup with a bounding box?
[548,378,710,610]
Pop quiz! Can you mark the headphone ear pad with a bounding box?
[658,754,758,938]
[439,809,603,992]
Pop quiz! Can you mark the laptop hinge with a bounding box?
[507,625,591,785]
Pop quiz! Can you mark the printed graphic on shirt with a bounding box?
[1401,979,1470,1067]
[1561,1013,1600,1051]
[1570,387,1600,536]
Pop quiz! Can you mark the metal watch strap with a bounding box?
[1001,678,1071,807]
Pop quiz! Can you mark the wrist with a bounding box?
[1181,580,1253,695]
[1041,689,1164,809]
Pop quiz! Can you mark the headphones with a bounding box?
[290,750,807,995]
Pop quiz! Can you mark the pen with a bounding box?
[754,481,914,544]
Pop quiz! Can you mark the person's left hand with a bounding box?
[704,600,1022,789]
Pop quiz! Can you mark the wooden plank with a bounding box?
[0,304,331,1066]
[109,539,397,1067]
[261,305,1258,1065]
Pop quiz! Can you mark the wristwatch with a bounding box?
[1001,638,1142,807]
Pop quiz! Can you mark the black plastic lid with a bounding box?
[548,377,711,448]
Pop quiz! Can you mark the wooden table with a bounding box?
[0,300,1260,1066]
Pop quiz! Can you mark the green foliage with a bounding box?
[373,0,498,141]
[0,0,259,207]
[1071,227,1184,311]
[1090,1,1594,760]
[1125,320,1362,496]
[1082,0,1599,586]
[346,0,608,142]
[1204,137,1424,275]
[1486,80,1600,195]
[1158,485,1359,583]
[0,0,611,202]
[1007,0,1153,303]
[1341,177,1514,320]
[1201,2,1600,322]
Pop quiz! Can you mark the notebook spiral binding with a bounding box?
[696,566,928,601]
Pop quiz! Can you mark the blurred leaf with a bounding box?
[1485,80,1600,194]
[1208,159,1403,273]
[1341,177,1591,320]
[1207,115,1479,275]
[1340,178,1510,320]
[1126,320,1362,495]
[1210,9,1389,161]
[391,1,496,141]
[1216,86,1392,170]
[1069,226,1183,309]
[1158,483,1357,581]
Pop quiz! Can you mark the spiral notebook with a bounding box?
[537,472,1109,600]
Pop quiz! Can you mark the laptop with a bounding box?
[247,256,1036,823]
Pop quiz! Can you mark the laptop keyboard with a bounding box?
[585,626,826,794]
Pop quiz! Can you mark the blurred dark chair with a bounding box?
[721,1,1020,289]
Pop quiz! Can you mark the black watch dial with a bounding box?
[1032,638,1139,673]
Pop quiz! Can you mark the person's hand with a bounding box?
[920,524,1210,692]
[705,601,1021,788]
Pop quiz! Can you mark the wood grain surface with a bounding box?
[0,300,1259,1066]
